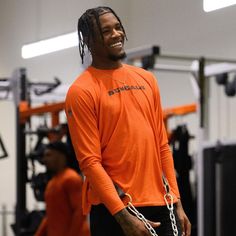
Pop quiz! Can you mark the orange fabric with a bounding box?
[65,64,180,216]
[34,168,90,236]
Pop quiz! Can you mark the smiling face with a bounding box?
[90,12,126,69]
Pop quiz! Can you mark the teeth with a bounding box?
[110,42,122,48]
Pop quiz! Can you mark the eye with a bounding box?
[102,28,110,35]
[114,23,123,31]
[115,25,122,31]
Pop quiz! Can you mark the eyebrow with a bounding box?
[101,22,120,30]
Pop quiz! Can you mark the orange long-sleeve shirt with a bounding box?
[65,64,180,216]
[35,168,90,236]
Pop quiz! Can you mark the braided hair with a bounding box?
[77,6,127,63]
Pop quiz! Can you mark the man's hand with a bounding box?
[114,208,160,236]
[176,200,191,236]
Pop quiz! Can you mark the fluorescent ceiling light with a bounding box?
[22,31,78,59]
[204,0,236,12]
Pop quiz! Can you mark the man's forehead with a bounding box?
[98,10,111,17]
[98,12,119,26]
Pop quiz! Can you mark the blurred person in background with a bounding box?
[35,141,90,236]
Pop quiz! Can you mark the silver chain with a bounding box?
[121,176,179,236]
[124,194,158,236]
[127,202,158,236]
[163,177,179,236]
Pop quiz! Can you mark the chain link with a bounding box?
[127,202,158,236]
[122,193,158,236]
[163,177,179,236]
[121,175,179,236]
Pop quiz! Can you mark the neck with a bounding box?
[53,165,67,176]
[91,58,122,70]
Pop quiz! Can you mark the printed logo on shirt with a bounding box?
[108,85,145,96]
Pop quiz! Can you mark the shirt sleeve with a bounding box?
[65,85,125,215]
[151,74,180,198]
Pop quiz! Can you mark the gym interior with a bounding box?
[1,1,236,235]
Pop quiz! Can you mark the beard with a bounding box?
[108,51,127,61]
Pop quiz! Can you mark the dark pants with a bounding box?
[90,204,182,236]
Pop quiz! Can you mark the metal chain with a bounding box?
[127,202,158,236]
[123,194,158,236]
[163,177,179,236]
[164,193,179,236]
[121,175,179,236]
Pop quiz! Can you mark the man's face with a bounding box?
[42,148,63,172]
[90,12,126,62]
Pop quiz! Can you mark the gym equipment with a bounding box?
[215,73,228,85]
[1,69,66,235]
[170,124,195,223]
[224,75,236,96]
[202,141,236,236]
[125,46,236,236]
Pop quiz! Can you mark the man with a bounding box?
[65,6,191,236]
[34,141,90,236]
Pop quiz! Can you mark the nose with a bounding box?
[112,28,121,38]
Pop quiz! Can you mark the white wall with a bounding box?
[0,101,16,235]
[1,0,236,235]
[128,0,236,57]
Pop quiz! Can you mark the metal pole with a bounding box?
[12,68,28,235]
[125,44,236,64]
[197,57,206,236]
[199,58,205,129]
[157,54,236,64]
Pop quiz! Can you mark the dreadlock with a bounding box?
[77,6,127,64]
